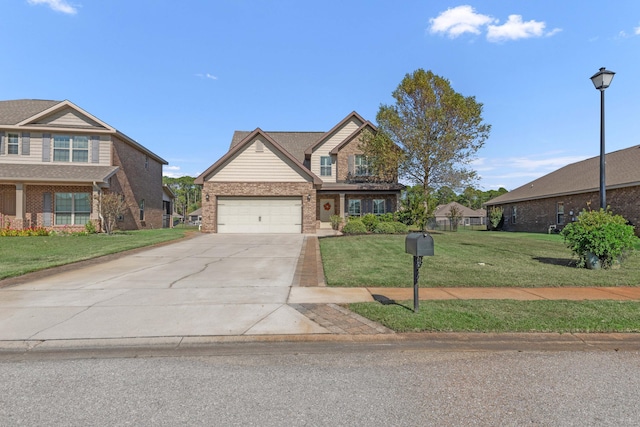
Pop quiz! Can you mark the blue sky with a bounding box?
[3,1,640,191]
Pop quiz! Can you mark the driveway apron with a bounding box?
[0,234,329,341]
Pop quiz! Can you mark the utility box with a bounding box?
[405,232,434,257]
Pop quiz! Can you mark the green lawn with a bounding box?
[319,232,640,287]
[349,299,640,333]
[0,227,195,280]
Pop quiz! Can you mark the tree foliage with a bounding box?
[367,68,491,203]
[163,176,199,215]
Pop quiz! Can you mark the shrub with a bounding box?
[489,206,503,230]
[330,215,343,230]
[378,213,395,223]
[361,213,379,232]
[561,208,636,269]
[84,220,98,234]
[391,221,408,234]
[342,218,367,235]
[373,222,396,234]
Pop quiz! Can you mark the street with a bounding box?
[1,342,638,426]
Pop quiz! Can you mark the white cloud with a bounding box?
[487,15,547,42]
[429,6,560,42]
[27,0,77,15]
[429,5,495,38]
[196,73,218,80]
[635,26,640,35]
[508,155,588,170]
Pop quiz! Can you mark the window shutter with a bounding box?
[42,133,51,162]
[43,192,52,226]
[364,199,372,214]
[21,132,30,155]
[348,155,354,175]
[91,136,99,163]
[386,198,393,213]
[0,131,4,155]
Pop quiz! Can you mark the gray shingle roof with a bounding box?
[230,131,324,163]
[0,164,119,183]
[487,145,640,205]
[434,201,485,218]
[0,99,60,125]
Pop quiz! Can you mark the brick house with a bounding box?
[0,99,169,231]
[484,145,640,235]
[195,112,404,233]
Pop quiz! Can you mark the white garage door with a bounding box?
[217,197,302,233]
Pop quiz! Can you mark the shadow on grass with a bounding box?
[372,294,414,312]
[533,257,575,267]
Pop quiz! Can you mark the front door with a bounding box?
[319,198,334,222]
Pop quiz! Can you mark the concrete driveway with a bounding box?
[0,234,332,341]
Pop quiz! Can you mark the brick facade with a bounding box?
[336,136,364,182]
[111,137,164,230]
[201,181,316,233]
[488,186,640,236]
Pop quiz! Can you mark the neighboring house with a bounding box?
[195,112,404,233]
[431,201,486,230]
[187,207,202,224]
[0,99,168,231]
[484,145,640,235]
[162,185,176,228]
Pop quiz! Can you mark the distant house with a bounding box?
[195,112,404,233]
[187,207,202,224]
[431,201,486,230]
[0,99,168,231]
[162,185,176,228]
[485,145,640,235]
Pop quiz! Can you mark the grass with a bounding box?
[0,227,195,280]
[319,232,640,287]
[349,299,640,333]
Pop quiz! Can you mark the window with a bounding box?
[55,193,91,225]
[355,155,371,176]
[53,135,89,162]
[348,199,361,216]
[7,133,19,155]
[511,205,517,224]
[145,155,149,170]
[139,199,145,221]
[373,199,386,215]
[320,156,332,176]
[557,202,564,224]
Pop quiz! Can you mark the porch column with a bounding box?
[339,193,346,219]
[396,193,401,212]
[92,184,102,227]
[15,183,25,229]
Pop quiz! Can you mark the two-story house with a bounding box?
[195,112,404,233]
[0,99,168,231]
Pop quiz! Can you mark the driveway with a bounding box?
[0,234,331,341]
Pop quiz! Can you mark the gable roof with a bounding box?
[195,128,322,185]
[487,145,640,205]
[230,131,323,164]
[0,99,167,165]
[329,121,377,155]
[304,111,366,157]
[434,201,486,218]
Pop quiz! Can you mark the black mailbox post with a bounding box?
[405,233,434,312]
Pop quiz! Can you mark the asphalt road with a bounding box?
[1,342,639,426]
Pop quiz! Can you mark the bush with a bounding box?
[378,213,395,223]
[342,219,368,235]
[330,215,343,230]
[391,221,408,234]
[561,208,636,269]
[361,214,379,232]
[489,206,503,230]
[373,222,396,234]
[84,220,97,234]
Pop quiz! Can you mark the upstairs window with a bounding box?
[320,156,332,176]
[7,133,19,155]
[355,155,372,176]
[53,135,89,162]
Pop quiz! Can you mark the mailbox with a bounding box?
[405,232,434,257]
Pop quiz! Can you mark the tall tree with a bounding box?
[370,69,491,209]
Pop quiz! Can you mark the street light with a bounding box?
[590,67,615,210]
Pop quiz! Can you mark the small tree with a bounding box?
[97,192,127,235]
[446,204,463,231]
[489,206,504,230]
[561,208,636,269]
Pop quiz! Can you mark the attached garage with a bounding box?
[217,197,302,233]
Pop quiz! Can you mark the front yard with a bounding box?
[319,232,640,287]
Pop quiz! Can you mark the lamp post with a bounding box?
[590,67,615,210]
